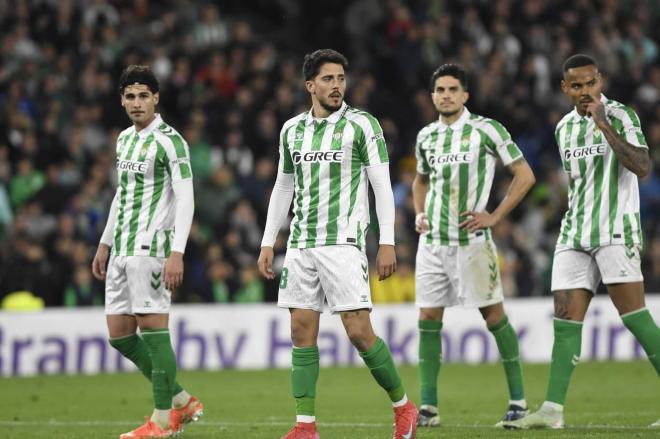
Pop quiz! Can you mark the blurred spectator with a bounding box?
[0,1,658,305]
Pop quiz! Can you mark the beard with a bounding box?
[319,97,342,113]
[439,108,460,118]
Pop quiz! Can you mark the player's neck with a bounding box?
[439,107,464,126]
[311,103,331,119]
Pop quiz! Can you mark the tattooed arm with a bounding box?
[584,97,650,177]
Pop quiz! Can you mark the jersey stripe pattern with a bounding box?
[278,102,388,250]
[555,95,647,249]
[415,109,523,246]
[112,115,192,257]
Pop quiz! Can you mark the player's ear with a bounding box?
[153,92,160,106]
[305,80,314,94]
[462,90,469,104]
[560,79,568,94]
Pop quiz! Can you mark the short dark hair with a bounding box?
[119,65,159,94]
[302,49,348,81]
[562,54,598,73]
[430,64,468,91]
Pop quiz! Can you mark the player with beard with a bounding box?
[412,64,536,427]
[505,55,659,429]
[258,49,418,439]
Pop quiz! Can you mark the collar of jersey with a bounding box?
[305,101,348,126]
[570,94,608,122]
[437,107,470,132]
[133,113,163,138]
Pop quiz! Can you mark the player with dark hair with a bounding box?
[505,54,659,429]
[413,63,536,427]
[258,49,418,439]
[92,65,203,438]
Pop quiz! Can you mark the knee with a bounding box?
[291,321,314,347]
[346,327,375,352]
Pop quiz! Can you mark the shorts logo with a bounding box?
[488,261,498,292]
[292,150,345,164]
[144,300,151,308]
[150,271,161,290]
[361,263,368,282]
[360,295,369,303]
[564,144,606,160]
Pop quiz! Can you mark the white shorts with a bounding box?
[415,239,503,309]
[277,246,372,313]
[105,255,172,315]
[551,244,644,293]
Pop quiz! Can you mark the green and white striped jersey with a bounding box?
[111,114,193,257]
[555,95,648,249]
[278,102,389,250]
[416,108,523,246]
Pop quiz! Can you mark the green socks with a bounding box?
[141,329,178,410]
[546,319,583,405]
[622,308,660,375]
[291,346,320,417]
[108,333,184,396]
[488,316,525,401]
[360,337,405,403]
[418,320,442,407]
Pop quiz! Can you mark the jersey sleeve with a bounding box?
[481,119,523,166]
[415,129,431,174]
[161,134,193,182]
[279,123,295,174]
[615,106,648,149]
[358,113,389,166]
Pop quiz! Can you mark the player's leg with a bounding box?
[596,245,660,376]
[480,302,527,425]
[415,241,453,427]
[340,309,417,439]
[505,247,597,429]
[608,282,660,374]
[459,240,527,424]
[278,248,323,439]
[417,307,443,427]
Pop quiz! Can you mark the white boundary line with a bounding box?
[0,420,656,430]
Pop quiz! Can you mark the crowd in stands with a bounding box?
[0,0,659,307]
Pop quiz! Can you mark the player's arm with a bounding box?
[92,193,118,281]
[412,173,430,233]
[258,169,294,279]
[366,163,396,281]
[584,96,650,177]
[461,158,535,232]
[165,179,194,291]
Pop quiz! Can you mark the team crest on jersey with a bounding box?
[333,132,342,140]
[292,150,345,164]
[427,152,473,168]
[461,136,471,148]
[564,144,606,161]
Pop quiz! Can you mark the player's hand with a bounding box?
[415,212,429,233]
[164,251,184,291]
[258,246,275,279]
[459,210,498,232]
[92,244,110,281]
[584,94,608,128]
[376,245,396,281]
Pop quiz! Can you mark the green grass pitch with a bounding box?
[1,361,658,438]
